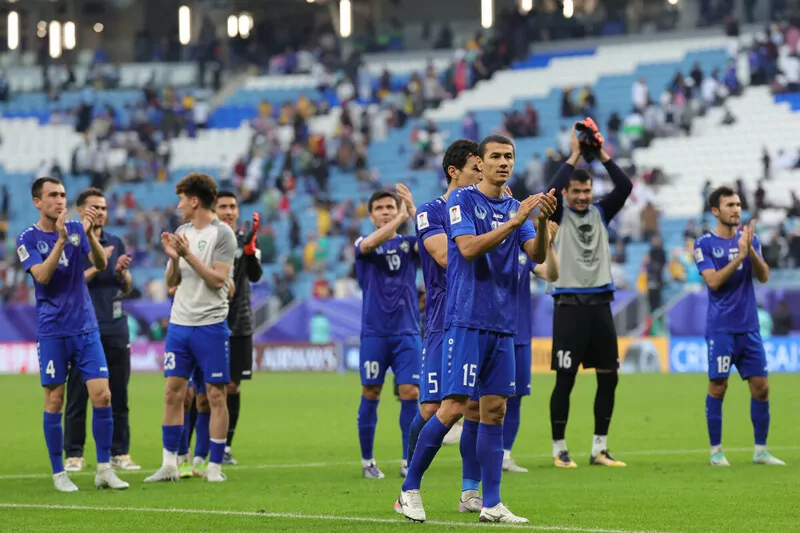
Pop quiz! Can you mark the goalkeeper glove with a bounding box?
[574,117,604,162]
[242,213,260,256]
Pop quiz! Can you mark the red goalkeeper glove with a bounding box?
[574,117,604,162]
[243,213,260,256]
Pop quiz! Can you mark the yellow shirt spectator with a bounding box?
[317,209,331,237]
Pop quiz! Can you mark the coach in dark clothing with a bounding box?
[64,188,140,471]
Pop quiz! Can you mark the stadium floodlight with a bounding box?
[94,23,103,33]
[64,21,76,50]
[227,15,238,38]
[667,0,679,5]
[520,0,533,13]
[178,5,191,45]
[238,13,252,38]
[481,0,493,29]
[339,0,351,38]
[563,0,574,19]
[37,20,47,38]
[49,21,61,58]
[7,12,19,51]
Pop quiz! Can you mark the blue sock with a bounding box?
[179,412,191,456]
[162,424,182,453]
[194,412,210,459]
[477,423,504,508]
[461,419,481,492]
[357,397,379,460]
[503,396,521,452]
[209,438,226,464]
[43,412,64,475]
[399,400,417,461]
[92,406,113,464]
[751,398,770,446]
[406,412,428,464]
[402,415,450,492]
[705,395,723,447]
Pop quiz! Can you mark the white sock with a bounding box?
[710,445,722,455]
[207,461,221,471]
[503,449,511,459]
[401,459,408,467]
[552,439,567,458]
[162,448,178,469]
[96,462,110,472]
[225,445,232,454]
[361,458,375,468]
[754,444,766,455]
[193,456,205,466]
[592,435,608,456]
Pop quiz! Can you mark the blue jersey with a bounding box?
[694,231,761,335]
[416,196,447,334]
[355,234,420,337]
[445,186,537,335]
[515,252,535,344]
[17,221,99,339]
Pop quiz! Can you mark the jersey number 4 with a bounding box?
[58,252,69,267]
[45,359,56,378]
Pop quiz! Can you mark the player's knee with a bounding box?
[398,384,419,401]
[708,379,728,399]
[750,379,769,401]
[362,385,382,401]
[596,370,619,391]
[195,392,211,412]
[479,396,506,425]
[464,399,481,423]
[226,381,240,395]
[90,387,112,408]
[206,385,227,408]
[420,402,439,420]
[554,371,577,395]
[44,386,65,412]
[438,398,467,426]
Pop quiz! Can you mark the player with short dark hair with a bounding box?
[216,190,263,464]
[547,125,632,468]
[63,187,139,473]
[17,177,128,491]
[145,173,237,483]
[694,187,784,466]
[402,139,485,512]
[355,186,421,479]
[397,135,557,524]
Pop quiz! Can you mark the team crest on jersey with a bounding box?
[17,245,29,262]
[449,206,462,224]
[712,247,724,258]
[474,205,487,220]
[69,234,80,247]
[37,241,49,254]
[416,211,429,230]
[400,240,410,253]
[509,210,517,219]
[198,240,207,251]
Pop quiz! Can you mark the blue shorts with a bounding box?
[189,366,206,394]
[420,332,444,403]
[707,332,768,381]
[164,321,231,386]
[514,344,532,397]
[360,334,421,387]
[37,330,108,387]
[442,327,515,399]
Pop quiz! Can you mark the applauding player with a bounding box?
[145,173,237,483]
[694,187,784,466]
[398,135,557,524]
[17,177,128,492]
[355,186,421,479]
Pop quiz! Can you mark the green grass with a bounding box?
[1,372,799,532]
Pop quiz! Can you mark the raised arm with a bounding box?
[358,203,410,255]
[595,151,633,223]
[521,192,558,264]
[696,234,748,291]
[162,232,182,288]
[748,223,769,283]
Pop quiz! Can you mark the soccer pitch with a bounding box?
[1,372,799,532]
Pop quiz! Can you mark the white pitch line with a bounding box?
[0,503,679,533]
[0,445,795,481]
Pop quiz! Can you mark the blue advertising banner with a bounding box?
[669,337,800,374]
